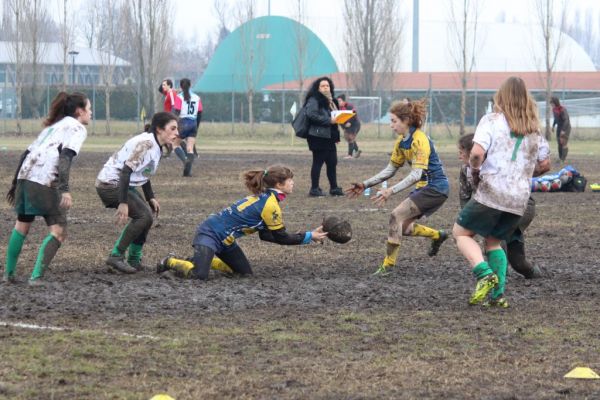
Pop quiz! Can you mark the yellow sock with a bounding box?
[383,241,400,267]
[210,257,233,274]
[166,257,194,277]
[411,224,440,240]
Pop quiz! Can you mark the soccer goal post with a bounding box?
[349,96,383,137]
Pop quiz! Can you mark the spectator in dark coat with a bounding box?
[304,77,343,197]
[551,96,571,162]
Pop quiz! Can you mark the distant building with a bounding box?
[0,42,132,86]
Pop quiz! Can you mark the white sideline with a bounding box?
[0,321,160,340]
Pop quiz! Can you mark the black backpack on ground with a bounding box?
[291,106,309,139]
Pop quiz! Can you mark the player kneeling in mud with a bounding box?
[157,165,328,280]
[345,99,449,276]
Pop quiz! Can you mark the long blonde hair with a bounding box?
[493,77,539,136]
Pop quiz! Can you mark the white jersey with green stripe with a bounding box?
[473,112,548,216]
[18,116,87,187]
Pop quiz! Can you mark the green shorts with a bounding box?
[14,179,67,226]
[456,199,521,241]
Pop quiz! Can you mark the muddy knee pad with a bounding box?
[191,245,214,280]
[506,241,534,278]
[218,245,252,276]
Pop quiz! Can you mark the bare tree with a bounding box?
[23,0,49,119]
[89,0,126,135]
[565,9,600,67]
[343,0,403,96]
[6,0,26,134]
[127,0,173,114]
[447,0,484,135]
[57,0,76,90]
[534,0,567,139]
[234,0,266,135]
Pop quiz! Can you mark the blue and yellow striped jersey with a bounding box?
[204,189,285,246]
[390,127,449,194]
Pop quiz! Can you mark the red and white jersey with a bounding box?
[178,91,202,120]
[163,88,182,113]
[18,116,87,186]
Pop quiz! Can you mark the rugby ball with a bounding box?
[322,216,352,244]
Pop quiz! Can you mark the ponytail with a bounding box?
[44,92,89,127]
[180,78,191,102]
[389,98,427,129]
[243,164,294,195]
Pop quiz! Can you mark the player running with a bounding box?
[346,99,449,275]
[4,92,91,285]
[177,78,203,177]
[157,165,328,280]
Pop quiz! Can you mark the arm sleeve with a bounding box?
[141,180,155,201]
[118,166,133,204]
[6,150,30,205]
[57,148,77,193]
[473,116,493,152]
[305,97,331,126]
[390,168,423,194]
[363,162,399,188]
[258,227,310,245]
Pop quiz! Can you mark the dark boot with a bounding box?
[183,153,194,177]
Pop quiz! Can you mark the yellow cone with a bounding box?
[564,367,600,379]
[149,395,175,400]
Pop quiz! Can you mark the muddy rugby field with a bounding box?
[1,146,599,399]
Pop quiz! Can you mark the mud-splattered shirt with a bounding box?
[473,113,547,216]
[18,116,87,187]
[96,132,161,186]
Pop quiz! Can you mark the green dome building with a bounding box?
[194,16,338,93]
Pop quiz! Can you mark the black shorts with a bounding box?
[14,179,67,226]
[409,187,448,217]
[179,118,197,139]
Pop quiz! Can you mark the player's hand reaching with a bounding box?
[115,203,129,226]
[311,225,328,243]
[149,198,160,216]
[372,188,392,207]
[345,183,365,198]
[59,192,73,209]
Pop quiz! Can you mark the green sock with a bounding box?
[472,261,493,279]
[487,249,508,299]
[5,229,26,277]
[111,224,129,257]
[127,243,143,264]
[31,234,61,280]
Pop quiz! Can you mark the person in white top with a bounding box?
[453,77,547,308]
[4,92,91,285]
[96,112,178,274]
[176,78,203,177]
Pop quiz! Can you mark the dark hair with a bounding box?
[304,76,335,106]
[243,164,294,195]
[143,123,151,132]
[550,96,560,107]
[44,92,89,127]
[458,133,475,153]
[337,94,346,101]
[180,78,191,102]
[150,112,177,134]
[389,98,427,128]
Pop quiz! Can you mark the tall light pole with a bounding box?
[68,50,79,86]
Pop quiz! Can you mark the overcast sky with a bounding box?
[174,0,600,44]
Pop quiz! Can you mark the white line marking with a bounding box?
[0,321,160,340]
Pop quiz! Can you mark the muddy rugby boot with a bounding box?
[129,259,151,272]
[28,277,48,287]
[106,255,137,274]
[469,273,498,305]
[483,296,509,309]
[428,230,448,257]
[156,254,175,274]
[2,274,17,284]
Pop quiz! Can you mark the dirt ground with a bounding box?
[1,146,600,399]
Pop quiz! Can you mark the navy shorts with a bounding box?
[179,118,197,139]
[193,221,239,255]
